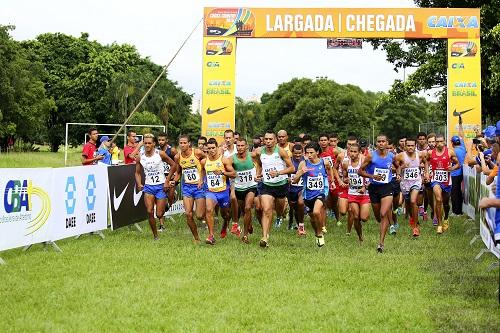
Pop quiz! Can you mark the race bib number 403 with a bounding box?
[373,168,390,183]
[432,169,449,183]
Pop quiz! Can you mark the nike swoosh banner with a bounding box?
[107,164,147,230]
[447,38,481,140]
[201,36,236,141]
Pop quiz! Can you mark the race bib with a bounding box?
[207,172,224,190]
[322,156,333,168]
[432,169,449,183]
[183,168,200,183]
[263,167,285,183]
[235,169,256,189]
[373,168,390,184]
[349,174,363,188]
[306,176,324,190]
[163,162,171,175]
[291,173,304,187]
[403,167,419,181]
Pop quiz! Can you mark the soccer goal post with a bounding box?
[65,122,166,166]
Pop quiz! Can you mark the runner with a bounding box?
[396,137,406,154]
[288,144,306,235]
[333,136,357,231]
[395,138,427,237]
[359,134,397,253]
[329,133,344,155]
[157,132,178,232]
[201,138,236,245]
[277,130,294,227]
[424,134,460,234]
[135,134,177,240]
[220,129,241,238]
[174,134,206,243]
[426,133,437,225]
[197,136,207,154]
[252,130,295,248]
[292,142,336,247]
[342,143,370,243]
[416,132,429,221]
[231,138,258,243]
[318,133,341,233]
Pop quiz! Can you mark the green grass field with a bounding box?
[0,152,499,332]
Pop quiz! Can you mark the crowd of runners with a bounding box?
[82,117,500,252]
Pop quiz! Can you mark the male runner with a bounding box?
[157,133,178,231]
[416,132,430,220]
[343,143,370,242]
[202,138,236,245]
[425,134,460,234]
[197,136,207,153]
[333,136,357,230]
[231,138,258,243]
[292,142,336,247]
[359,134,397,253]
[277,130,294,158]
[289,144,306,235]
[329,133,344,155]
[220,129,241,237]
[174,134,206,243]
[426,133,437,225]
[135,134,177,240]
[395,138,427,237]
[253,130,295,247]
[396,137,407,154]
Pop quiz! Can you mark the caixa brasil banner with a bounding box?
[202,7,481,141]
[0,165,108,252]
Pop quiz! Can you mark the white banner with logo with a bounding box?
[50,165,108,241]
[479,173,500,258]
[0,168,54,251]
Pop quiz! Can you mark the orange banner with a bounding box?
[204,7,480,39]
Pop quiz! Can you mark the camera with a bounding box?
[472,138,481,145]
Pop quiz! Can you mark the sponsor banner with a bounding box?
[463,166,480,220]
[447,38,481,140]
[50,165,108,241]
[327,38,362,49]
[108,164,147,230]
[201,36,236,141]
[204,7,480,39]
[0,169,53,251]
[479,173,500,258]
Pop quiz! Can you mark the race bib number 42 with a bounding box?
[291,173,304,187]
[403,167,419,181]
[183,168,200,183]
[432,169,449,183]
[373,168,390,183]
[307,176,324,190]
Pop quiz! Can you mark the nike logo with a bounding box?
[206,106,228,115]
[133,185,143,206]
[113,183,129,211]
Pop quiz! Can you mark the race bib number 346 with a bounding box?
[403,167,419,181]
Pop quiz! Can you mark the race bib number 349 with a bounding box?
[307,176,324,190]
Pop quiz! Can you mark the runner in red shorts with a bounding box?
[342,143,370,243]
[334,136,358,231]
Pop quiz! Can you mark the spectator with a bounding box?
[82,128,103,165]
[124,130,139,164]
[110,142,121,165]
[450,135,466,215]
[97,136,112,165]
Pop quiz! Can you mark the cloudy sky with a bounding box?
[2,0,430,102]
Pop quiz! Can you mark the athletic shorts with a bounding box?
[288,188,303,203]
[304,195,326,211]
[348,194,370,205]
[368,183,393,204]
[403,184,422,200]
[260,183,288,199]
[424,182,432,189]
[391,178,401,197]
[330,186,348,198]
[235,187,257,201]
[206,189,230,208]
[182,183,205,199]
[430,182,452,193]
[256,182,264,196]
[143,184,167,199]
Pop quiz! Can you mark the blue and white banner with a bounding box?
[0,168,54,251]
[50,165,108,241]
[479,173,500,258]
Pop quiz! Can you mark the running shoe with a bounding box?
[248,223,254,234]
[241,235,250,244]
[376,244,384,253]
[288,222,294,230]
[274,217,283,229]
[298,223,306,236]
[220,227,227,239]
[423,211,428,221]
[158,224,165,232]
[389,224,396,235]
[418,206,424,217]
[153,236,159,241]
[432,217,438,226]
[394,223,400,231]
[259,238,269,248]
[397,207,404,215]
[346,232,351,236]
[322,226,328,234]
[443,219,449,232]
[413,226,420,237]
[230,223,241,237]
[336,220,342,227]
[409,216,415,228]
[437,226,443,234]
[205,235,216,245]
[316,235,325,247]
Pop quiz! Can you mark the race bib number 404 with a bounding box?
[183,168,200,183]
[403,167,419,181]
[373,168,390,183]
[432,169,449,183]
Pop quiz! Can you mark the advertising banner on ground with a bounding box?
[0,169,54,251]
[201,36,236,141]
[50,165,108,241]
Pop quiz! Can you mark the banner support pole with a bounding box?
[75,231,106,240]
[23,241,62,253]
[469,235,480,246]
[0,257,5,265]
[475,248,490,260]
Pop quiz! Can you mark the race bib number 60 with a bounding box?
[183,168,200,183]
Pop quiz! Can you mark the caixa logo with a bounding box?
[86,174,96,211]
[65,176,76,215]
[4,180,31,213]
